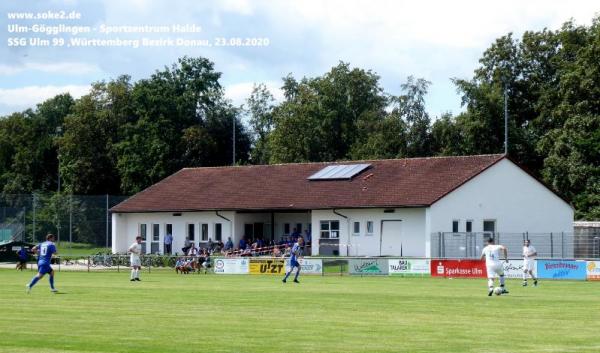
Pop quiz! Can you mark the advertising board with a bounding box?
[213,258,249,274]
[537,260,586,280]
[388,259,430,276]
[349,259,389,275]
[430,259,486,278]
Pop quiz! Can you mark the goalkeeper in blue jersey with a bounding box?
[282,236,303,283]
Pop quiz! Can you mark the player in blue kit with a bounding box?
[282,236,303,284]
[26,234,58,293]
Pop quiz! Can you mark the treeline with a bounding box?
[0,19,598,220]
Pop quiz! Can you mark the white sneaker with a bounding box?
[26,284,31,294]
[51,288,58,293]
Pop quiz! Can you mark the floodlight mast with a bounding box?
[504,86,508,155]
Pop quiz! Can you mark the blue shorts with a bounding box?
[290,259,300,268]
[38,264,53,275]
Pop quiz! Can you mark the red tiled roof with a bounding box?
[111,154,506,213]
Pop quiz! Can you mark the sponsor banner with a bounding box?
[537,260,587,280]
[349,259,389,275]
[501,260,537,279]
[388,259,430,276]
[249,258,285,275]
[213,258,249,274]
[285,258,323,275]
[430,259,486,278]
[586,261,600,281]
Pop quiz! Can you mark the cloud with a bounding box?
[224,81,284,107]
[0,85,90,112]
[0,62,101,75]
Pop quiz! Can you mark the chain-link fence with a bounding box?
[431,231,600,259]
[0,194,128,247]
[12,254,210,273]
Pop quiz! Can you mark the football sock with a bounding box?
[131,270,135,279]
[283,271,291,281]
[487,278,494,289]
[294,270,300,281]
[49,275,55,290]
[499,275,505,286]
[135,269,139,278]
[29,276,40,288]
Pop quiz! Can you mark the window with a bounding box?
[165,224,173,236]
[152,224,160,242]
[140,224,147,241]
[483,220,496,233]
[296,223,303,233]
[320,220,340,239]
[201,223,209,241]
[353,221,360,235]
[187,223,195,241]
[366,221,373,235]
[244,224,254,238]
[452,220,459,233]
[215,223,222,241]
[466,220,473,233]
[284,223,290,235]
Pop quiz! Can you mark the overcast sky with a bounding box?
[1,0,598,117]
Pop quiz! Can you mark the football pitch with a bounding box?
[1,270,599,353]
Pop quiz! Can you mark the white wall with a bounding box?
[429,158,574,234]
[111,211,234,254]
[311,208,426,257]
[111,213,128,254]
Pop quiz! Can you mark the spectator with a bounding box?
[208,238,214,252]
[225,237,234,251]
[239,237,247,250]
[241,244,252,257]
[164,232,173,254]
[182,237,191,254]
[201,251,211,274]
[304,229,312,245]
[16,246,28,271]
[178,258,194,274]
[291,228,300,242]
[175,257,184,274]
[216,239,224,252]
[272,246,282,257]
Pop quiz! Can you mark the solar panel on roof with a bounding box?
[308,163,371,180]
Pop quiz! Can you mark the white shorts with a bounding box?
[523,259,535,271]
[486,262,504,278]
[130,257,141,267]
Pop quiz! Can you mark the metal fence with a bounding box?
[15,254,202,273]
[0,194,128,247]
[431,232,600,259]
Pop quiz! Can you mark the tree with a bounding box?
[392,76,432,157]
[269,62,387,163]
[0,93,74,195]
[59,77,131,194]
[246,83,275,164]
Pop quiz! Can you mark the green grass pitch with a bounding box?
[1,269,599,353]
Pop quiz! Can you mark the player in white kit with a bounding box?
[522,239,538,287]
[128,236,143,282]
[480,237,509,296]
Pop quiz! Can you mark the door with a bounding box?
[254,223,264,239]
[380,220,402,256]
[380,220,423,257]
